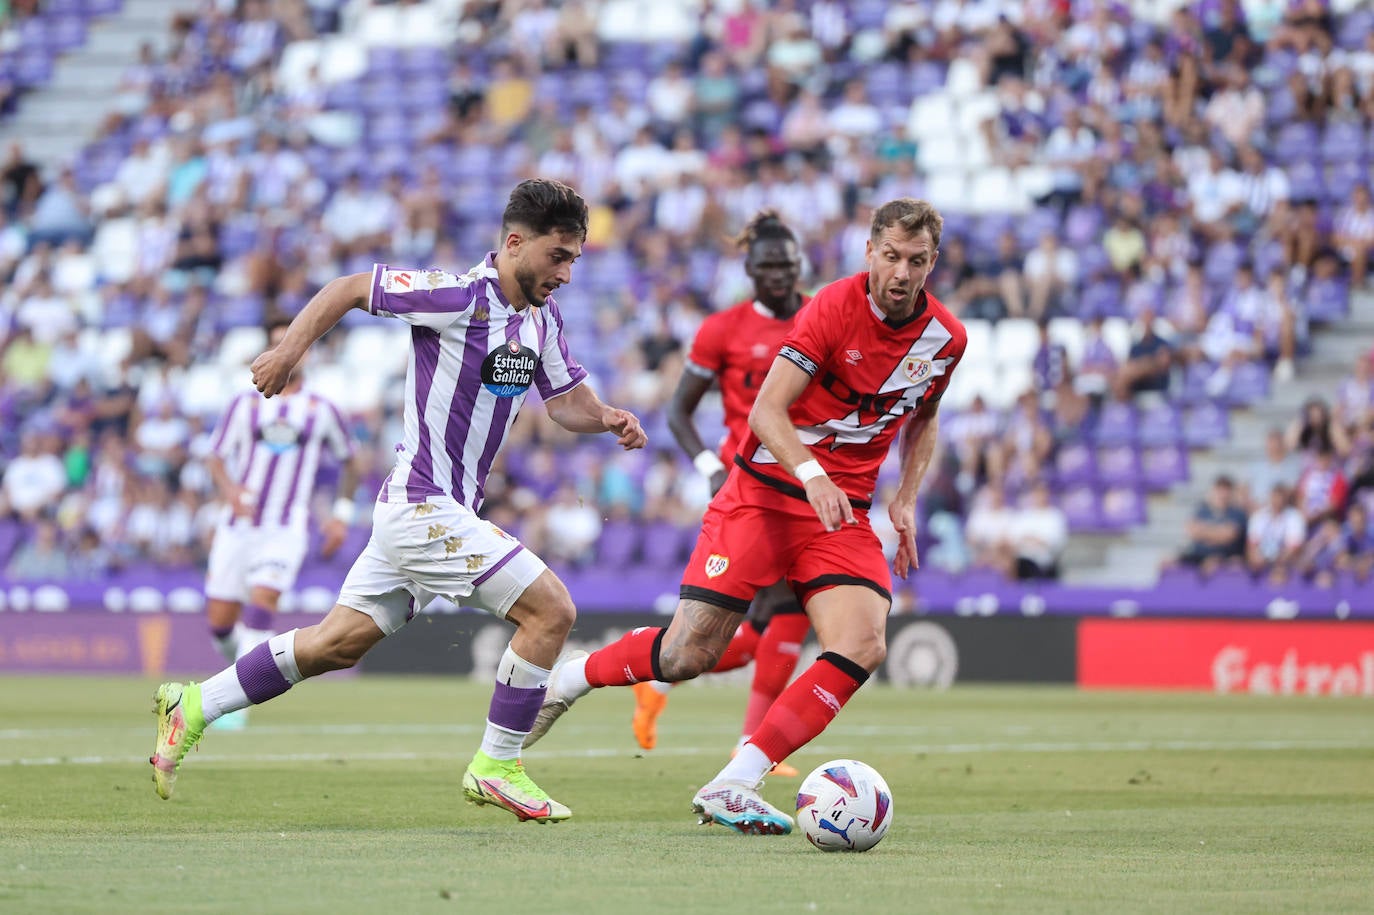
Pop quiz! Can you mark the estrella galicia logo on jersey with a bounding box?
[481,341,540,397]
[258,420,301,454]
[902,356,933,384]
[705,553,729,578]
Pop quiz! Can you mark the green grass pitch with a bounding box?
[2,675,1372,914]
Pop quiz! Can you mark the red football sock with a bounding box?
[709,620,763,673]
[749,652,869,765]
[741,613,811,736]
[584,627,663,687]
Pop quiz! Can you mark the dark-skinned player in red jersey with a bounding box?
[631,211,812,778]
[526,199,966,836]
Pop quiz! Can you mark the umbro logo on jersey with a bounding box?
[705,553,730,578]
[845,349,863,365]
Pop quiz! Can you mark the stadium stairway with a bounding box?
[0,0,199,169]
[1063,287,1374,588]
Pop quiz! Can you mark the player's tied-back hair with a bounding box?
[502,178,589,241]
[733,209,798,251]
[870,198,943,249]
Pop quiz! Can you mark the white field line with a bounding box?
[3,737,1374,767]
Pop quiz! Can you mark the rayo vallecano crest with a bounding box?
[902,356,933,384]
[705,553,729,578]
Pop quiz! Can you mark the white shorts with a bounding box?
[337,497,546,635]
[205,522,309,603]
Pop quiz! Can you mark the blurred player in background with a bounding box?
[150,179,646,823]
[202,319,361,729]
[633,211,811,777]
[526,199,965,835]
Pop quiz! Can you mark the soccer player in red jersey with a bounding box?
[631,212,812,776]
[526,198,966,835]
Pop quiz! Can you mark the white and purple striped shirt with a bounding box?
[369,253,588,510]
[210,389,354,529]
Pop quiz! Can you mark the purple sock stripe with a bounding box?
[473,545,523,586]
[209,624,235,639]
[236,641,292,705]
[487,682,546,733]
[242,603,274,631]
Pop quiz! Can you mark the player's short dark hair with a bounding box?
[734,209,798,251]
[502,178,588,241]
[266,317,291,337]
[870,198,943,249]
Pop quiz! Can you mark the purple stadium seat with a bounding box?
[1285,159,1325,201]
[1054,442,1097,487]
[1099,485,1147,529]
[1141,444,1189,490]
[1137,402,1182,446]
[1274,122,1320,165]
[1096,445,1143,488]
[48,15,87,51]
[595,519,640,567]
[400,45,449,77]
[1058,484,1102,531]
[1157,564,1199,590]
[366,45,404,77]
[47,0,84,13]
[1321,121,1367,163]
[14,49,54,88]
[1092,401,1138,446]
[1202,239,1244,288]
[83,0,124,15]
[1063,204,1105,249]
[1325,160,1366,201]
[909,61,947,97]
[1336,8,1374,48]
[1080,278,1122,319]
[1224,361,1270,406]
[1182,402,1230,447]
[215,293,265,330]
[324,80,363,110]
[1015,206,1062,249]
[640,521,690,569]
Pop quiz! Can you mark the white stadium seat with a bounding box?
[218,327,267,369]
[992,318,1040,370]
[340,325,410,377]
[179,365,236,418]
[945,58,984,99]
[1048,317,1085,367]
[990,364,1033,409]
[908,94,957,141]
[1102,317,1133,363]
[924,169,968,213]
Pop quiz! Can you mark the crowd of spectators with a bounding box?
[1173,353,1374,587]
[0,0,1370,589]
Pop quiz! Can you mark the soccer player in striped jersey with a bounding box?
[631,211,811,777]
[202,320,362,729]
[525,199,966,835]
[151,179,647,823]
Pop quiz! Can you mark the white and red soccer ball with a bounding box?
[795,759,893,852]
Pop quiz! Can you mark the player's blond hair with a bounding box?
[870,198,942,249]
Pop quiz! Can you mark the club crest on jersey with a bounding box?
[902,356,933,384]
[481,341,540,397]
[751,343,771,359]
[704,553,729,578]
[258,420,301,454]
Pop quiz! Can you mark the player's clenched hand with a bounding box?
[250,346,298,398]
[319,518,347,559]
[889,497,920,579]
[805,476,855,532]
[605,408,647,450]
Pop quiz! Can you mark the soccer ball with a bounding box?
[795,759,893,852]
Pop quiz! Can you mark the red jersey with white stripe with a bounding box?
[684,297,808,463]
[737,271,966,504]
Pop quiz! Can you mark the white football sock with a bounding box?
[715,743,773,786]
[648,680,673,696]
[554,653,592,699]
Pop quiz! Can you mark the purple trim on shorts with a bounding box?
[241,603,274,631]
[209,623,235,639]
[444,303,490,504]
[486,681,546,733]
[471,318,520,510]
[473,545,524,586]
[235,641,292,704]
[277,399,318,526]
[407,326,442,502]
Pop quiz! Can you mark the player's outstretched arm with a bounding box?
[250,272,371,397]
[544,382,647,449]
[749,356,853,532]
[666,369,727,492]
[891,399,941,580]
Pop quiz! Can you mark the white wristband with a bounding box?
[794,459,827,484]
[693,450,726,478]
[332,498,357,525]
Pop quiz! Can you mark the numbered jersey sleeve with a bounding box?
[369,264,479,330]
[534,300,589,399]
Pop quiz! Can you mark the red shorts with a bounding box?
[680,470,893,612]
